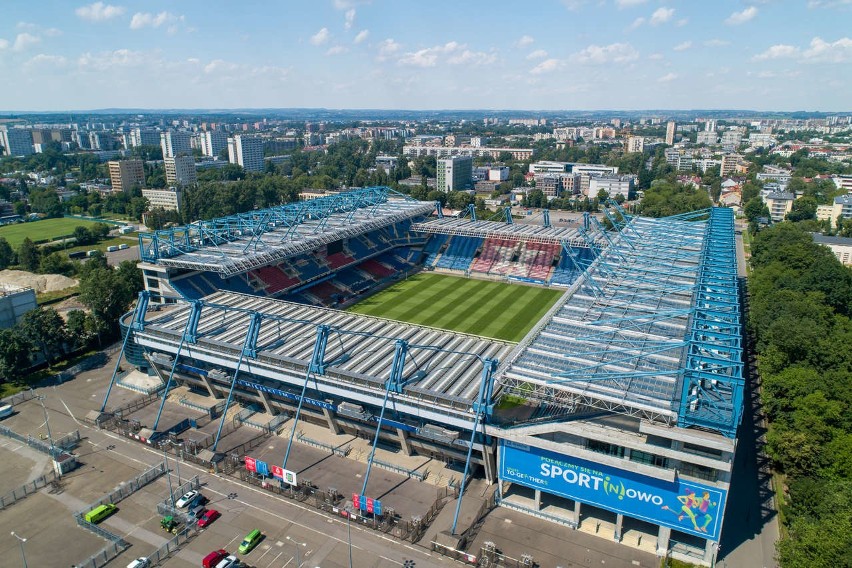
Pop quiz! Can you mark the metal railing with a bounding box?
[0,469,62,510]
[0,423,76,460]
[79,462,167,512]
[0,388,35,406]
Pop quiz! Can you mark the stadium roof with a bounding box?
[131,291,514,415]
[496,208,744,436]
[138,187,433,276]
[411,217,597,247]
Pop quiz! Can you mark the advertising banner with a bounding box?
[498,440,726,540]
[255,459,269,476]
[270,464,284,479]
[244,456,256,473]
[282,468,298,486]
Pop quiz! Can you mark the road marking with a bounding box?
[264,551,283,568]
[224,533,241,548]
[59,397,83,426]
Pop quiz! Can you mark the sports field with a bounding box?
[348,273,563,342]
[0,218,102,248]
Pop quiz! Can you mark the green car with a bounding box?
[238,529,262,554]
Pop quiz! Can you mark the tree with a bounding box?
[744,197,769,222]
[65,310,95,351]
[0,236,13,269]
[78,260,142,339]
[786,196,818,222]
[39,252,75,276]
[18,307,67,365]
[0,328,31,382]
[17,238,40,272]
[73,226,93,246]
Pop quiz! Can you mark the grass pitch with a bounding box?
[348,273,563,342]
[0,218,103,248]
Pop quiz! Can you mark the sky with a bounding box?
[0,0,851,112]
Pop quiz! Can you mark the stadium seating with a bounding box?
[326,251,355,270]
[251,266,301,294]
[470,237,517,274]
[421,234,448,267]
[360,259,395,279]
[550,246,595,286]
[435,236,482,271]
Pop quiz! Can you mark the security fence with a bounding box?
[81,462,167,511]
[0,469,62,510]
[0,388,35,406]
[0,423,79,462]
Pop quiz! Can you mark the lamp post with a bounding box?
[160,442,175,508]
[11,531,28,568]
[286,535,307,568]
[344,504,354,568]
[35,395,53,451]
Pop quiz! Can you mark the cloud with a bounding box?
[704,39,730,47]
[571,42,639,64]
[526,49,548,60]
[130,11,180,30]
[802,36,852,62]
[447,48,497,65]
[326,45,348,56]
[725,6,758,25]
[676,18,688,27]
[397,41,493,67]
[310,28,331,46]
[13,33,41,52]
[344,9,356,30]
[377,38,401,60]
[78,48,146,70]
[530,58,561,74]
[616,0,647,6]
[17,22,62,37]
[629,17,645,29]
[658,72,678,82]
[561,0,587,10]
[650,7,674,25]
[648,53,664,60]
[751,36,852,63]
[354,30,369,44]
[673,41,692,52]
[0,39,11,50]
[808,0,852,7]
[76,2,125,22]
[516,35,534,47]
[25,53,67,67]
[753,44,799,60]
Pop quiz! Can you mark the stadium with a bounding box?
[106,186,743,566]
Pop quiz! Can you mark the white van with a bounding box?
[127,559,150,568]
[106,245,119,252]
[0,404,12,419]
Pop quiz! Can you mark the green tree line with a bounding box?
[747,223,852,567]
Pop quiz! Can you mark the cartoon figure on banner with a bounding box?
[661,488,717,533]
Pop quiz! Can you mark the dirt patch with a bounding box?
[0,270,78,293]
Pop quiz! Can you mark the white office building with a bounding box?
[437,156,473,193]
[160,130,192,158]
[228,135,265,172]
[200,130,228,158]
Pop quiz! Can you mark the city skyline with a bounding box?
[0,1,851,112]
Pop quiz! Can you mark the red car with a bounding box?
[197,509,220,528]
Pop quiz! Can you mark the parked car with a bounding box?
[202,549,228,568]
[175,490,199,508]
[238,529,262,554]
[0,403,13,419]
[126,558,150,568]
[197,509,220,528]
[215,555,240,568]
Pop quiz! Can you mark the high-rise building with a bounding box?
[142,188,182,212]
[130,128,160,148]
[160,130,192,158]
[227,135,264,172]
[705,120,717,132]
[200,130,227,158]
[436,156,473,193]
[0,127,34,157]
[665,121,677,145]
[626,136,645,153]
[164,155,197,186]
[108,159,146,193]
[720,153,742,177]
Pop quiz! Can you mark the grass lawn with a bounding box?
[0,218,102,248]
[348,273,563,342]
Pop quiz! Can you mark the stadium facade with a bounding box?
[114,187,742,566]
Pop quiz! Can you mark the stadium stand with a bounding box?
[421,234,448,267]
[435,236,482,271]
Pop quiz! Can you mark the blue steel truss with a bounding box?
[677,207,743,437]
[138,186,412,264]
[498,207,744,437]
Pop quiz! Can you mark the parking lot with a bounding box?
[0,348,660,568]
